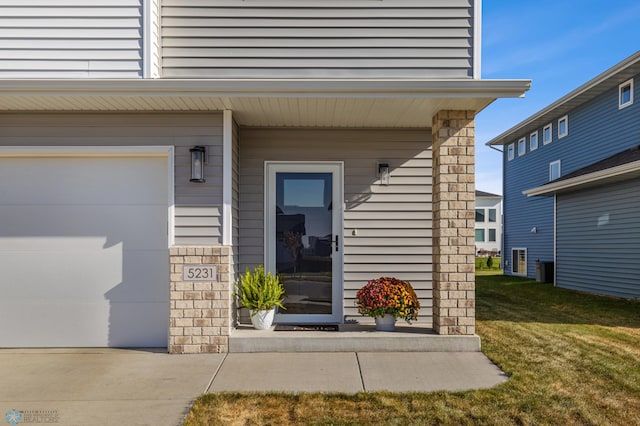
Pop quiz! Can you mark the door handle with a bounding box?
[334,235,339,252]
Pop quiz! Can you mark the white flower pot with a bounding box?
[250,309,275,330]
[375,314,396,331]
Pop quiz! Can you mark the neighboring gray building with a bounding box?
[474,190,502,256]
[487,51,640,299]
[0,0,529,352]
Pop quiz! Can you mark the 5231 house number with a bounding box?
[183,265,218,281]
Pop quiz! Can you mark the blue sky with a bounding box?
[476,0,640,194]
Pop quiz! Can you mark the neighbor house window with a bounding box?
[530,131,539,151]
[475,229,485,242]
[518,137,526,156]
[558,115,568,139]
[543,124,552,145]
[619,79,634,109]
[488,208,497,222]
[488,229,497,242]
[511,248,527,276]
[549,160,561,181]
[507,143,515,160]
[475,208,485,222]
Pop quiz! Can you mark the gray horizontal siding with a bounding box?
[161,0,475,79]
[0,1,143,78]
[174,205,222,246]
[238,128,433,323]
[556,178,640,299]
[0,113,224,245]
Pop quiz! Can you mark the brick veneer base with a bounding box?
[169,246,231,354]
[432,110,476,335]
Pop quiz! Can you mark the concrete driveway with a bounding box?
[0,349,224,426]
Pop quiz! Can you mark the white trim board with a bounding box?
[222,110,233,246]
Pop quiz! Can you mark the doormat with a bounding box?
[274,324,339,332]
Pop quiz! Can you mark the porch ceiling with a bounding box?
[0,79,530,128]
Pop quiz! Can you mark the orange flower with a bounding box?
[355,277,420,323]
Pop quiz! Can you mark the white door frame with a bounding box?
[264,161,344,323]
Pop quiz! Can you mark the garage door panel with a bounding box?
[1,249,168,303]
[0,205,168,251]
[107,302,169,347]
[0,153,170,348]
[0,301,167,348]
[0,157,168,205]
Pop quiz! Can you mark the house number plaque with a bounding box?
[183,265,218,281]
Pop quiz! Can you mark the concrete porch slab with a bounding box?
[229,324,481,353]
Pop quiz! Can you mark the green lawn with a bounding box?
[184,275,640,425]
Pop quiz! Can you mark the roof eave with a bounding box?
[0,78,531,99]
[523,159,640,197]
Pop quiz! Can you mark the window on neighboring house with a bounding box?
[475,208,485,222]
[511,248,527,275]
[619,79,634,109]
[488,229,497,242]
[558,115,568,138]
[549,160,561,181]
[488,208,497,222]
[518,137,526,156]
[475,229,485,242]
[543,124,552,145]
[507,143,515,160]
[530,131,538,151]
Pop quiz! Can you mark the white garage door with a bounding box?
[0,153,169,347]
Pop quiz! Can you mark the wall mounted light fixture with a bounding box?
[190,146,207,183]
[378,162,390,185]
[531,227,538,234]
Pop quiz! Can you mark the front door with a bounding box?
[265,162,343,323]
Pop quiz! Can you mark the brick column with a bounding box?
[169,246,232,354]
[431,110,476,335]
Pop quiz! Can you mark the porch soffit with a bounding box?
[0,79,530,128]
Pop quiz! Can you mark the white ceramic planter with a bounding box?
[250,309,275,330]
[375,314,396,331]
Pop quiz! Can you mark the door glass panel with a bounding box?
[275,172,333,315]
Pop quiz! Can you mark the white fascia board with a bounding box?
[523,159,640,197]
[0,79,531,99]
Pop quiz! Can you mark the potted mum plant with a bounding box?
[233,265,285,330]
[355,277,420,331]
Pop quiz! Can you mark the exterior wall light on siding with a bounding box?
[378,162,390,185]
[190,146,207,182]
[531,227,537,234]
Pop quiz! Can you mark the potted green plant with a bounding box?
[355,277,420,331]
[233,265,285,330]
